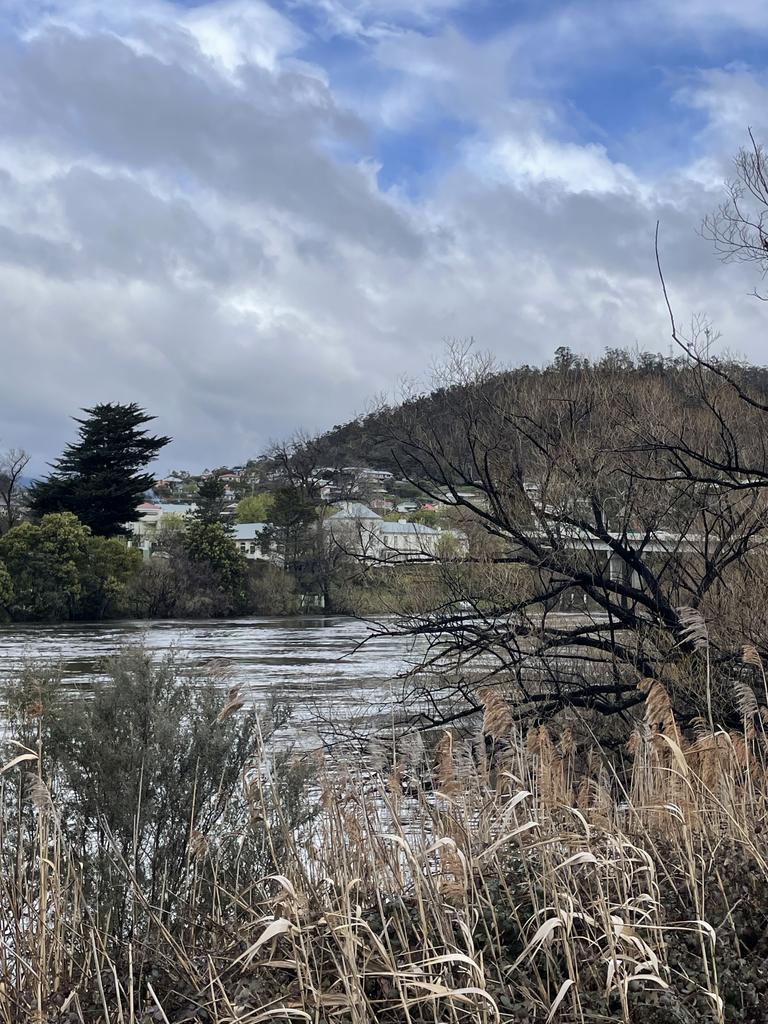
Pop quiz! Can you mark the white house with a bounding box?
[326,503,447,563]
[233,522,270,560]
[341,466,394,483]
[128,502,196,555]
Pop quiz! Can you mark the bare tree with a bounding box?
[370,343,768,731]
[0,448,30,534]
[703,128,768,296]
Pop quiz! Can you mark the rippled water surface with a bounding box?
[0,616,425,745]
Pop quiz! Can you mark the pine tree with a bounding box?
[190,473,232,531]
[29,403,171,537]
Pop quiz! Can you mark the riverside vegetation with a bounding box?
[0,498,458,622]
[3,647,768,1022]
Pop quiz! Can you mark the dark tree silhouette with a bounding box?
[30,403,171,537]
[191,473,232,531]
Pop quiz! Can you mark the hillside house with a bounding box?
[128,502,195,555]
[326,503,446,562]
[369,497,394,512]
[233,522,270,560]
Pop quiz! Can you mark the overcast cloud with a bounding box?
[1,0,767,472]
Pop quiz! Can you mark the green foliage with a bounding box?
[155,510,186,542]
[128,557,181,618]
[0,513,141,621]
[235,492,274,524]
[0,512,90,620]
[78,536,143,620]
[408,508,439,527]
[262,487,358,608]
[29,403,171,537]
[183,520,249,612]
[264,486,319,576]
[5,649,312,939]
[0,559,12,617]
[267,486,319,531]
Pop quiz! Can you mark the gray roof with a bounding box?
[379,520,439,535]
[329,502,382,520]
[156,502,196,516]
[233,523,268,540]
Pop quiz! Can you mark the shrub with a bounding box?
[0,558,12,619]
[0,513,141,621]
[247,561,300,614]
[4,659,768,1021]
[4,649,312,941]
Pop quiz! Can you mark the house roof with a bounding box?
[379,521,439,535]
[329,502,382,520]
[232,523,267,540]
[157,503,195,517]
[137,502,196,517]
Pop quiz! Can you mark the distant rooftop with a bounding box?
[232,523,267,540]
[379,520,439,535]
[157,502,195,517]
[329,502,382,520]
[138,502,196,517]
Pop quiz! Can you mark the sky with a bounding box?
[2,0,768,473]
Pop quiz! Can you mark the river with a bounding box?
[0,616,426,748]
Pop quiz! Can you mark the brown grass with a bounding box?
[3,674,768,1022]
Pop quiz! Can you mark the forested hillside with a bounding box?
[309,345,768,478]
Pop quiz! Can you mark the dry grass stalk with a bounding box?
[5,664,768,1022]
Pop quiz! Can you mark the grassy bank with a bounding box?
[1,657,768,1022]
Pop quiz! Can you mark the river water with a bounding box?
[0,616,425,748]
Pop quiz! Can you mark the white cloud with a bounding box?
[295,0,468,40]
[678,66,768,144]
[0,0,766,474]
[181,0,304,74]
[467,133,642,195]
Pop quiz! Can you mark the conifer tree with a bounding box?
[190,473,232,531]
[30,403,171,536]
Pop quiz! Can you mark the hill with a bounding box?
[306,346,768,478]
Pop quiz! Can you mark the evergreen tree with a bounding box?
[29,404,171,537]
[191,473,232,531]
[0,512,142,621]
[262,486,321,590]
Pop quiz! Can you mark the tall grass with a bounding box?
[2,661,768,1022]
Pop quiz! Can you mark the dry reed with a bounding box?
[2,671,768,1022]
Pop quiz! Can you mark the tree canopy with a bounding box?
[29,403,171,537]
[0,512,141,621]
[182,520,248,612]
[235,493,274,524]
